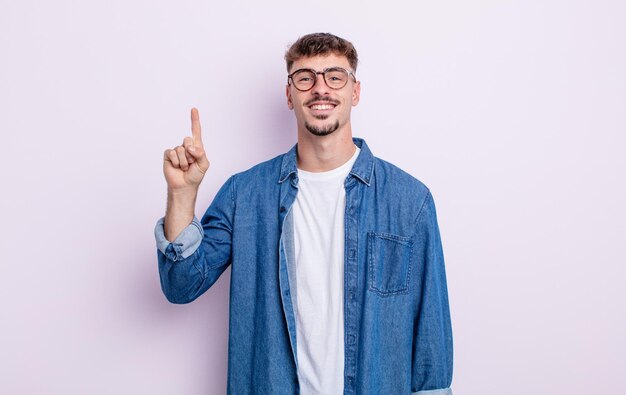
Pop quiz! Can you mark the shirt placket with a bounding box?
[343,176,360,394]
[278,173,300,390]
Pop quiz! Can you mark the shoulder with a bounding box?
[235,152,284,177]
[372,156,430,196]
[228,151,285,192]
[371,155,435,222]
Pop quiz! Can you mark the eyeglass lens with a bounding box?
[292,68,349,90]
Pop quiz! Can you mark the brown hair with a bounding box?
[284,33,359,73]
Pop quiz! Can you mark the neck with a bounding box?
[296,125,357,172]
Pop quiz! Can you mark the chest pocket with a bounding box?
[367,232,413,296]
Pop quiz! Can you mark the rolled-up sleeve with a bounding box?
[411,190,454,394]
[413,389,453,395]
[154,216,203,261]
[412,387,453,395]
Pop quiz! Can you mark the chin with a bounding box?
[304,120,340,136]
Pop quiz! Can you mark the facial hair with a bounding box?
[304,119,340,136]
[302,96,341,136]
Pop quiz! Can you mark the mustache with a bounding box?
[305,97,340,106]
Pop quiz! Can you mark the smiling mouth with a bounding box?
[309,104,336,110]
[306,97,339,111]
[307,100,339,117]
[308,104,335,120]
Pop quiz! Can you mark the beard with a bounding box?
[304,117,340,136]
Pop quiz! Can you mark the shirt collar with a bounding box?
[278,137,374,186]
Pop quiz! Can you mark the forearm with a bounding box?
[164,187,198,242]
[155,176,235,304]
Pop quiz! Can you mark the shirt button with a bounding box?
[280,206,286,212]
[285,290,290,296]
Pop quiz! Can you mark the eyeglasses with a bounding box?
[287,67,356,91]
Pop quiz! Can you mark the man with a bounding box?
[155,33,453,394]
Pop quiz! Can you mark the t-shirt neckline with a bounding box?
[297,145,361,181]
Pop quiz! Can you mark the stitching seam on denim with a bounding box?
[414,189,431,227]
[370,232,412,244]
[230,174,236,207]
[190,218,204,237]
[190,251,205,280]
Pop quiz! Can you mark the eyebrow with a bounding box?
[292,66,353,73]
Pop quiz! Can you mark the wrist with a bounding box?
[166,187,197,216]
[167,186,199,199]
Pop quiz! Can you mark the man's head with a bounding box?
[285,33,361,138]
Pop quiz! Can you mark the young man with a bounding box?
[155,33,453,394]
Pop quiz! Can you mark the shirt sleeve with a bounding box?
[412,389,453,395]
[412,388,453,395]
[411,190,454,394]
[154,216,203,261]
[155,175,236,304]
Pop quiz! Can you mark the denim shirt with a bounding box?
[154,137,453,395]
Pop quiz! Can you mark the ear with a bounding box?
[352,80,361,106]
[286,85,294,110]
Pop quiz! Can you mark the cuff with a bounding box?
[154,216,203,261]
[413,389,453,395]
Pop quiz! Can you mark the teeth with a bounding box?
[311,104,334,110]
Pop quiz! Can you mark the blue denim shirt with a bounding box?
[154,137,453,395]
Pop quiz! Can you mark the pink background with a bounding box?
[1,1,625,394]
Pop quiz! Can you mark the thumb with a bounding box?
[187,146,210,173]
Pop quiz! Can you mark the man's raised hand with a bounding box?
[163,108,210,191]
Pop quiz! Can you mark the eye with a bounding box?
[325,70,347,82]
[291,70,316,86]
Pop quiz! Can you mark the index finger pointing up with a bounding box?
[191,107,203,146]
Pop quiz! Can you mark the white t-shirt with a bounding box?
[293,145,361,394]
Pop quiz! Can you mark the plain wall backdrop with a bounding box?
[1,0,624,393]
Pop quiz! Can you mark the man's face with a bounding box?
[286,53,361,137]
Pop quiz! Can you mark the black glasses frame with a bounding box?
[287,67,357,92]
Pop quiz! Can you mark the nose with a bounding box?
[310,73,331,95]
